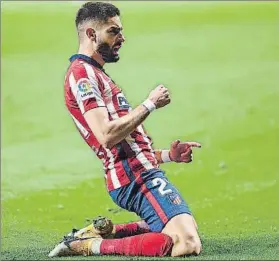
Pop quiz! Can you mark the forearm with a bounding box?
[105,104,151,149]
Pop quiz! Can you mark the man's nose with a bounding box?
[119,32,125,43]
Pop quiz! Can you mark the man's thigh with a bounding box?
[136,169,193,232]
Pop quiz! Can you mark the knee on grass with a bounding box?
[171,233,202,257]
[184,234,202,255]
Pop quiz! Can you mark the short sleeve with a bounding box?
[69,63,105,114]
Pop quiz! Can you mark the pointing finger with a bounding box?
[185,142,201,148]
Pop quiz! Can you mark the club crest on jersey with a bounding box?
[117,93,130,109]
[77,78,94,100]
[168,193,182,205]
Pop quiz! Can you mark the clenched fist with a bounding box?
[148,84,171,109]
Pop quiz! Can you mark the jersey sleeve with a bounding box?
[69,63,105,114]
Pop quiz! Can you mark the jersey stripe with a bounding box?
[71,113,89,138]
[137,125,156,159]
[99,74,118,119]
[126,140,154,170]
[82,63,105,108]
[140,183,168,224]
[97,73,122,189]
[104,148,121,189]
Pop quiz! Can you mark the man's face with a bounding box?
[96,16,125,63]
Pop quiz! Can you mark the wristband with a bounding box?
[161,150,172,163]
[142,99,156,112]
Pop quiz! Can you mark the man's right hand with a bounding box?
[148,84,171,109]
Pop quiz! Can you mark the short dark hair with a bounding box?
[75,1,120,28]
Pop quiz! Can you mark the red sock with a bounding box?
[100,232,173,257]
[114,221,150,238]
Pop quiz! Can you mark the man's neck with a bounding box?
[78,46,105,67]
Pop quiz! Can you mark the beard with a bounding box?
[97,42,120,63]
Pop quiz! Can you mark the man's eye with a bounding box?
[110,28,120,35]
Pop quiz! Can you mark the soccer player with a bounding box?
[49,1,202,258]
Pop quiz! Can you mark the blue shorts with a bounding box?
[109,168,192,232]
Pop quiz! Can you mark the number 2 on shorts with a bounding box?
[152,178,172,196]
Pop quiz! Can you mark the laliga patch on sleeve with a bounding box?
[77,78,96,101]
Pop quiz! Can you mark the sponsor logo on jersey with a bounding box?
[117,93,130,109]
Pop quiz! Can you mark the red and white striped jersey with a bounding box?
[64,54,159,191]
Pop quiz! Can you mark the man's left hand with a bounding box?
[169,140,201,163]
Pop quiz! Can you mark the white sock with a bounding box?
[91,238,103,255]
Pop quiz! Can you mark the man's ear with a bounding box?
[86,28,96,42]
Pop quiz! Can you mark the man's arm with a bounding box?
[84,85,170,149]
[85,105,149,149]
[154,140,202,164]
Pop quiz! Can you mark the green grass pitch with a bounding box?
[1,1,279,260]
